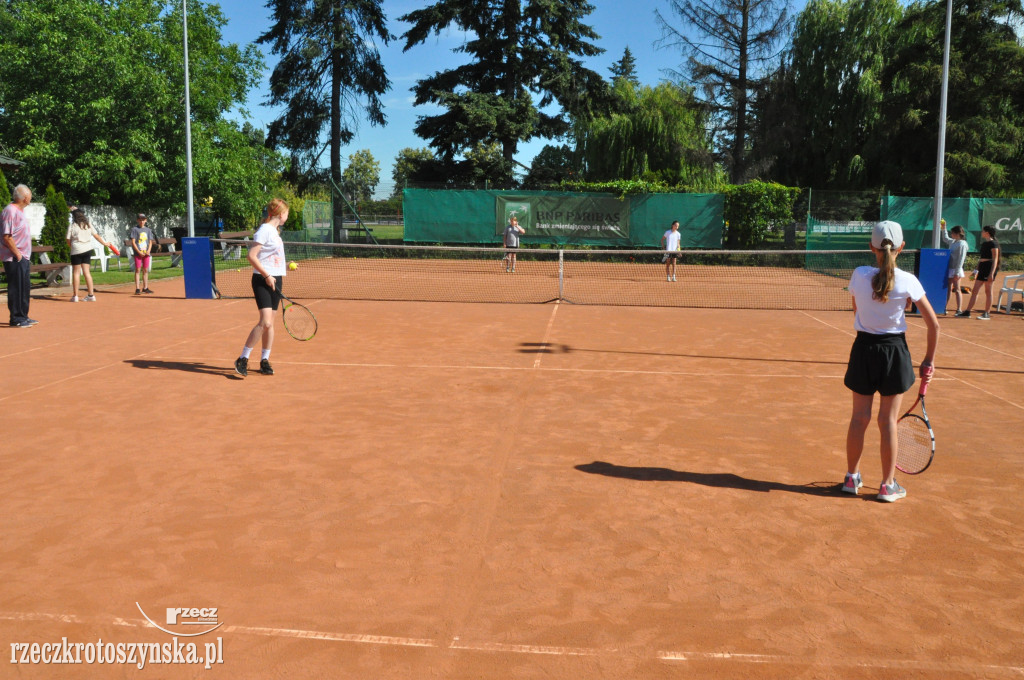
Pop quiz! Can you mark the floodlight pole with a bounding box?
[932,0,953,248]
[183,0,196,237]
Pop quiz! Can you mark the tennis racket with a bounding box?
[279,293,317,341]
[895,379,934,474]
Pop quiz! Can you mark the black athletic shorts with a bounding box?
[976,262,997,282]
[70,250,94,266]
[252,273,283,310]
[844,331,915,396]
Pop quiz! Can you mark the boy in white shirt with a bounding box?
[660,221,681,281]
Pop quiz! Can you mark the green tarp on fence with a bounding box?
[403,189,723,248]
[883,196,1024,253]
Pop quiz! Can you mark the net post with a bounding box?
[558,249,564,300]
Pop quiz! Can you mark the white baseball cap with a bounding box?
[872,220,903,249]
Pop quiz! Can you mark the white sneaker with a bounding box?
[667,276,671,282]
[672,275,677,282]
[84,295,96,302]
[70,296,79,303]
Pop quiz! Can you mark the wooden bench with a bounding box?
[218,230,254,261]
[29,245,70,287]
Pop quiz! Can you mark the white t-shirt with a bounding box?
[254,223,286,277]
[663,229,681,251]
[849,266,925,334]
[66,223,99,255]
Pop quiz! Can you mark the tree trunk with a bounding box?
[731,0,750,186]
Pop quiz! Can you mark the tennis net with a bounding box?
[212,240,894,311]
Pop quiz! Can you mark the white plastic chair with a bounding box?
[995,274,1024,314]
[89,236,111,272]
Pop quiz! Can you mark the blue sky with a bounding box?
[213,0,807,193]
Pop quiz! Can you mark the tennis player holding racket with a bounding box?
[234,199,289,378]
[842,220,939,502]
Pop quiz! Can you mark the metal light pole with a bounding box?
[183,0,195,237]
[932,0,953,248]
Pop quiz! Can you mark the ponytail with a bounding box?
[871,240,896,302]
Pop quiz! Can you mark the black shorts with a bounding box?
[70,250,94,266]
[252,273,283,310]
[844,332,915,396]
[976,262,997,282]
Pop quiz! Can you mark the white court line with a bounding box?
[2,611,1021,675]
[0,315,178,361]
[800,310,855,337]
[532,302,560,369]
[0,316,251,405]
[907,317,1024,362]
[450,638,607,657]
[137,355,960,382]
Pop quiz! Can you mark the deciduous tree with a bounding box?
[0,0,271,223]
[341,149,380,203]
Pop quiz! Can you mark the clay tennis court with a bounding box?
[1,276,1022,679]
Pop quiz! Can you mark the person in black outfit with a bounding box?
[958,226,1000,320]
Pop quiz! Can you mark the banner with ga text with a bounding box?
[981,203,1024,247]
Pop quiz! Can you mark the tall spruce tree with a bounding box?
[609,46,639,86]
[400,0,611,181]
[657,0,790,184]
[259,0,391,187]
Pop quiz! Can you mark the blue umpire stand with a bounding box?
[915,248,950,315]
[182,237,217,299]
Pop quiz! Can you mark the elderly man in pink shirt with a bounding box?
[1,184,36,328]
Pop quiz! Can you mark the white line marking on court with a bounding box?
[533,302,560,369]
[800,310,855,337]
[0,316,177,361]
[907,318,1024,362]
[138,356,959,382]
[221,625,436,648]
[450,638,608,656]
[2,611,1022,675]
[944,375,1024,410]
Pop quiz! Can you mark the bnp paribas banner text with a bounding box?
[496,195,629,240]
[981,203,1024,246]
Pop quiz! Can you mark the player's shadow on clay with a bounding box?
[576,461,840,497]
[126,359,238,379]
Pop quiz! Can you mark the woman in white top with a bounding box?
[842,221,939,503]
[234,199,289,378]
[66,208,117,302]
[939,220,968,314]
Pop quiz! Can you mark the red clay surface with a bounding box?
[1,277,1022,679]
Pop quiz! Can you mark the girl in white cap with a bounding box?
[842,220,939,502]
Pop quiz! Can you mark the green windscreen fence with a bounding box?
[403,189,723,248]
[883,196,1024,253]
[806,196,1024,254]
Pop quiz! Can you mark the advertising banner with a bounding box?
[981,203,1024,247]
[496,195,630,240]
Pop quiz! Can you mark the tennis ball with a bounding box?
[288,261,298,271]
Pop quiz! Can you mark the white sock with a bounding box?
[261,349,271,360]
[241,347,253,359]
